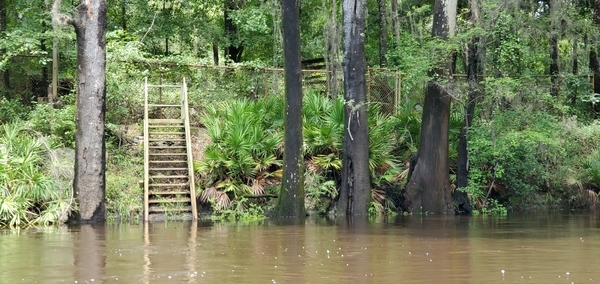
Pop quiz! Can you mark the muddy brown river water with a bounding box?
[1,213,600,283]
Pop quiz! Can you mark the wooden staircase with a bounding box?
[143,78,197,221]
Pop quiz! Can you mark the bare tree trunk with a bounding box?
[224,0,243,62]
[339,0,370,215]
[390,0,400,47]
[378,0,388,66]
[456,0,482,214]
[67,0,108,222]
[404,0,456,215]
[277,0,305,218]
[590,0,600,116]
[212,41,219,65]
[121,0,126,30]
[549,0,560,98]
[325,0,342,98]
[0,0,9,96]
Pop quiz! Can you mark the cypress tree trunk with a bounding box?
[455,0,482,214]
[0,0,9,95]
[390,0,400,48]
[404,0,456,215]
[69,0,108,222]
[378,0,388,66]
[339,0,370,215]
[325,0,342,98]
[590,0,600,116]
[224,0,243,62]
[549,2,560,98]
[277,0,305,218]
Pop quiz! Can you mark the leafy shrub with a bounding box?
[0,123,73,226]
[0,98,30,123]
[465,110,567,210]
[105,148,144,221]
[583,151,600,189]
[28,103,76,148]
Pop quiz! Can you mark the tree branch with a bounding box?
[52,0,75,28]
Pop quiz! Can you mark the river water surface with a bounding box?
[1,213,600,283]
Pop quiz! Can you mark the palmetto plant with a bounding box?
[195,96,284,210]
[0,123,73,226]
[196,92,404,214]
[583,150,600,189]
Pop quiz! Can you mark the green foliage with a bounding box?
[582,151,600,189]
[209,198,267,221]
[0,99,30,123]
[195,96,284,212]
[196,92,403,215]
[466,109,569,210]
[28,103,76,148]
[304,169,338,215]
[0,123,73,227]
[105,148,144,221]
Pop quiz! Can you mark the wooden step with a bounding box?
[148,198,192,204]
[149,153,187,156]
[149,191,190,195]
[147,84,181,88]
[148,138,186,142]
[149,167,188,171]
[148,104,181,108]
[149,183,188,187]
[148,131,185,135]
[151,175,188,179]
[148,119,183,124]
[148,206,192,213]
[150,160,187,165]
[148,125,184,129]
[149,146,186,149]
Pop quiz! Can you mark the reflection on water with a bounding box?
[1,213,600,283]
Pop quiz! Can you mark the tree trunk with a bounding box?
[404,0,456,215]
[70,0,107,222]
[277,0,305,218]
[378,0,388,66]
[0,0,9,95]
[121,0,126,30]
[339,0,370,215]
[224,0,243,63]
[390,0,400,48]
[548,0,560,98]
[325,0,342,98]
[590,0,600,116]
[456,0,481,214]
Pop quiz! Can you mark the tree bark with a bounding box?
[456,0,481,214]
[0,0,9,95]
[404,0,456,215]
[390,0,400,48]
[277,0,305,218]
[121,0,126,30]
[378,0,388,66]
[339,0,370,215]
[224,0,243,63]
[590,0,600,116]
[70,0,107,222]
[325,0,342,98]
[549,0,560,98]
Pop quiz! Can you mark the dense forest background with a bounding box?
[2,0,600,224]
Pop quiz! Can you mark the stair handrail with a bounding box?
[143,77,150,221]
[181,78,198,219]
